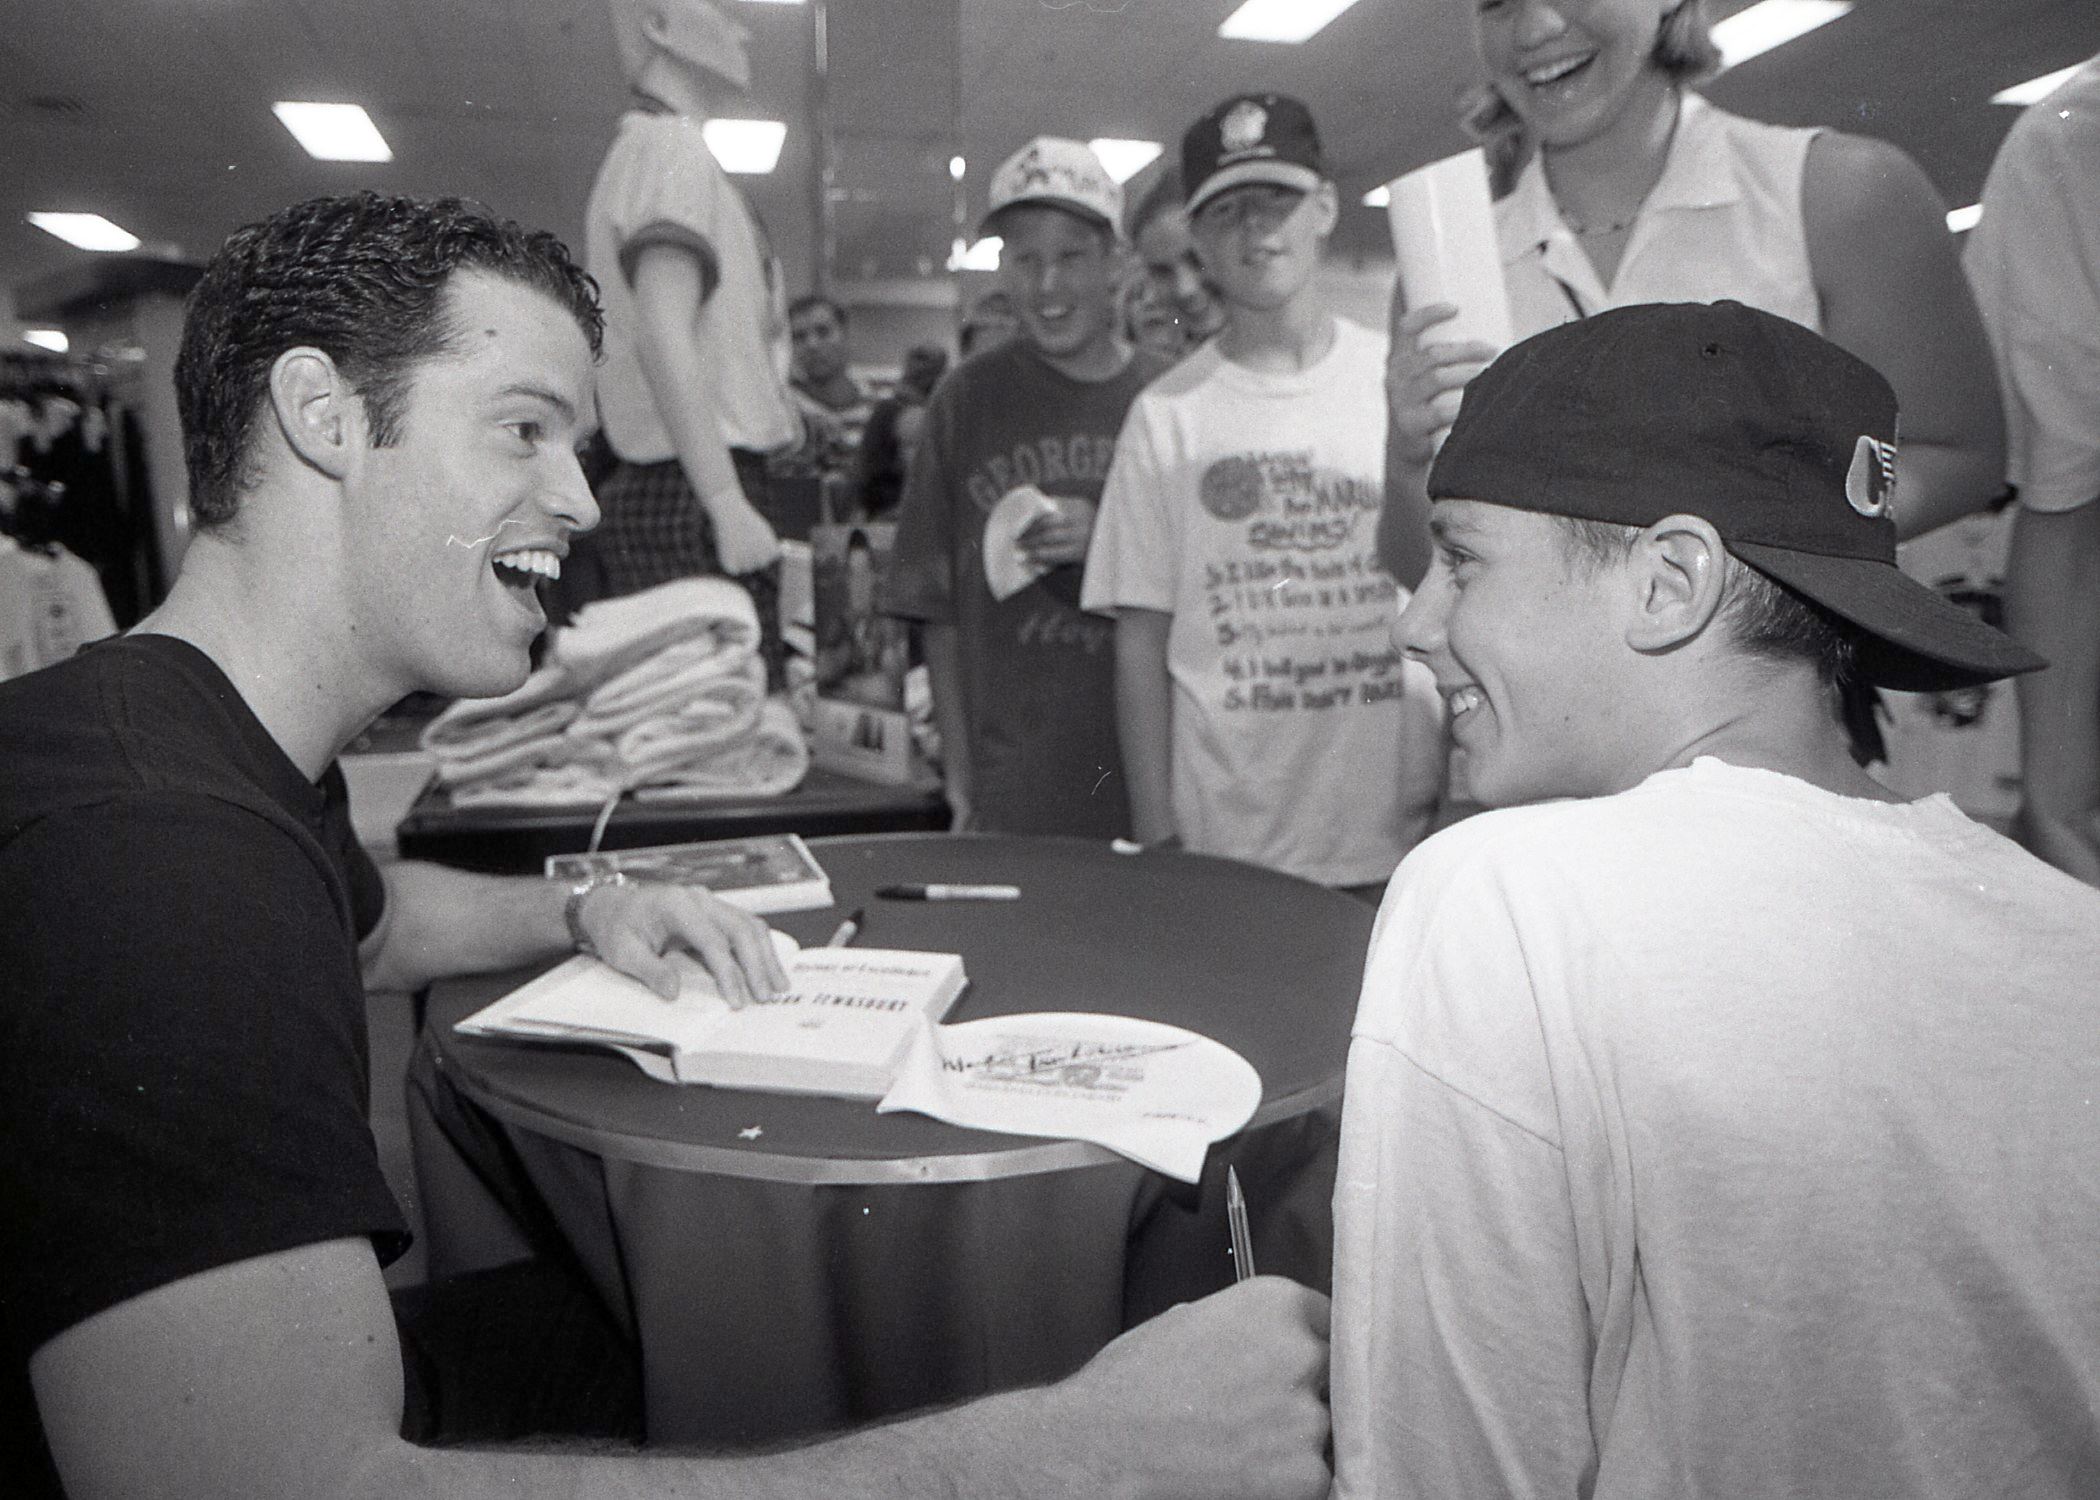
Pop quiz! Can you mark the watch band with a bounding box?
[563,870,631,959]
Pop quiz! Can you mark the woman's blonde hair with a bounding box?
[1462,0,1722,196]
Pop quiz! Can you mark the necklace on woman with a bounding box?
[1562,211,1634,238]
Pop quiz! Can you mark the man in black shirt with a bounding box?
[0,191,1328,1500]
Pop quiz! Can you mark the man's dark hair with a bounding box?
[176,192,602,529]
[1553,516,1884,764]
[789,293,848,329]
[1128,165,1187,240]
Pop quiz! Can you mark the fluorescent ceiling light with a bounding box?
[1992,63,2084,106]
[28,212,140,252]
[1089,138,1163,184]
[1362,184,1392,209]
[1711,0,1851,71]
[1218,0,1361,44]
[272,102,393,162]
[1946,203,1983,234]
[703,118,787,174]
[23,329,69,354]
[949,154,967,181]
[946,236,1002,273]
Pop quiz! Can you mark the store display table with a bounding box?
[393,767,949,873]
[409,833,1369,1444]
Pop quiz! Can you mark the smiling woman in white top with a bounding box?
[1377,0,2005,589]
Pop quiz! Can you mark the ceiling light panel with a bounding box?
[1946,204,1983,233]
[273,102,393,162]
[703,118,788,174]
[23,329,70,353]
[1711,0,1852,71]
[1362,185,1391,208]
[1089,139,1162,184]
[1992,64,2084,106]
[27,212,140,252]
[1218,0,1362,45]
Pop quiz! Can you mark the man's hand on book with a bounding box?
[576,880,791,1005]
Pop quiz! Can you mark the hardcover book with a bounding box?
[544,832,833,915]
[456,940,968,1101]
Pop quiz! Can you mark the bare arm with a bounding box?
[33,1239,1330,1500]
[2007,498,2100,885]
[924,621,975,832]
[359,860,787,1004]
[1114,607,1177,845]
[1379,297,1497,591]
[1804,132,2006,541]
[630,242,780,574]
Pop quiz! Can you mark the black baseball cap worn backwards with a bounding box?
[1427,300,2044,692]
[1182,93,1326,217]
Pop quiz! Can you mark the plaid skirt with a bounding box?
[583,453,785,688]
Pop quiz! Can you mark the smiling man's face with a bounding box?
[996,204,1121,372]
[1397,497,1642,807]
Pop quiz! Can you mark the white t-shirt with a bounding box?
[0,538,116,682]
[1332,757,2100,1499]
[585,109,797,464]
[1963,54,2100,516]
[1083,318,1443,886]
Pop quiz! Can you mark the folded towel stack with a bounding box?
[422,577,810,808]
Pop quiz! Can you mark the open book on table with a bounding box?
[455,935,967,1101]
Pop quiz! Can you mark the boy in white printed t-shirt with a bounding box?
[1083,94,1444,897]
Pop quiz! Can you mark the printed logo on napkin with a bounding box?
[878,1012,1261,1183]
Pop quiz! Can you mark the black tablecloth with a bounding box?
[411,833,1370,1444]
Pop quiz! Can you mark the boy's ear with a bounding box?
[1310,180,1340,238]
[267,346,363,482]
[1624,513,1729,653]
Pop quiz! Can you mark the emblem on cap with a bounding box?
[1845,434,1898,519]
[1220,100,1268,155]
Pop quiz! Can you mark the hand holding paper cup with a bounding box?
[983,485,1064,602]
[1382,148,1514,462]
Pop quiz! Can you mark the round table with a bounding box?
[411,833,1372,1444]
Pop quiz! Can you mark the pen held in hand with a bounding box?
[1227,1164,1256,1283]
[825,908,864,948]
[875,883,1022,901]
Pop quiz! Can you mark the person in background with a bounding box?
[958,288,1020,358]
[883,138,1173,836]
[1085,95,1444,899]
[787,292,874,484]
[1964,51,2100,886]
[1331,300,2095,1500]
[851,341,950,521]
[582,0,795,679]
[1128,164,1227,357]
[1378,0,2004,591]
[0,189,1333,1500]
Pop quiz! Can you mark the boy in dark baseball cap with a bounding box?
[1330,301,2100,1498]
[1086,94,1445,896]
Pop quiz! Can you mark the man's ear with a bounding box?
[1625,513,1728,653]
[267,347,362,482]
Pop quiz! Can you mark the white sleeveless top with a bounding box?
[1497,93,1823,339]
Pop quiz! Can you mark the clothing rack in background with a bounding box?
[1,343,159,627]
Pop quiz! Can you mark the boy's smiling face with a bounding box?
[1398,498,1642,807]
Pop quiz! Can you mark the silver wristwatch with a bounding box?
[562,869,632,959]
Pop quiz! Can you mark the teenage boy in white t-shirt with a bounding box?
[1084,94,1444,896]
[1331,301,2100,1499]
